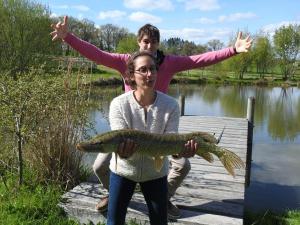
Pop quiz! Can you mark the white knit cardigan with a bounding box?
[108,91,180,182]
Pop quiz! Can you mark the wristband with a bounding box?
[233,47,239,54]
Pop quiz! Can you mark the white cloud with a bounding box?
[195,17,216,24]
[161,28,206,42]
[129,12,162,23]
[72,5,90,12]
[98,10,127,20]
[53,5,68,9]
[50,13,58,18]
[262,21,300,36]
[160,27,233,44]
[124,0,174,11]
[218,12,257,22]
[182,0,220,11]
[52,4,89,11]
[78,14,84,20]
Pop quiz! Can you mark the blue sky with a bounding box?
[40,0,300,44]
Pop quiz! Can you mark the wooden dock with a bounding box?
[60,98,254,224]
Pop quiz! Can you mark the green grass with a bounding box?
[85,66,300,87]
[245,209,300,225]
[0,182,79,225]
[0,171,143,225]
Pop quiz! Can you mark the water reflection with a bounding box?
[86,84,300,212]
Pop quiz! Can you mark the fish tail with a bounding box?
[217,148,245,177]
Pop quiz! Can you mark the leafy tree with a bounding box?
[181,41,201,55]
[116,34,138,53]
[206,39,224,51]
[0,70,91,186]
[0,0,61,75]
[252,35,274,78]
[223,31,253,79]
[161,37,184,55]
[273,24,300,80]
[100,24,129,52]
[52,16,98,57]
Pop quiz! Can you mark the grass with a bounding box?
[85,65,300,87]
[0,179,79,225]
[0,170,143,225]
[245,209,300,225]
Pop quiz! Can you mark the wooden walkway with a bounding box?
[60,115,252,225]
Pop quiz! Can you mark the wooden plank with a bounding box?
[61,182,243,224]
[190,164,245,177]
[185,171,245,184]
[175,186,244,204]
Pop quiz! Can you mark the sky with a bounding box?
[40,0,300,45]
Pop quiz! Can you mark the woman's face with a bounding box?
[132,55,157,90]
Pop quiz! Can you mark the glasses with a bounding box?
[135,66,157,76]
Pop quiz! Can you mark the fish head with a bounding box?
[76,131,121,153]
[76,140,105,152]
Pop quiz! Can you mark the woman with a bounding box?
[51,16,252,218]
[107,51,197,225]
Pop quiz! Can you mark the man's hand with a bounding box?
[117,139,137,159]
[50,16,69,41]
[234,31,253,53]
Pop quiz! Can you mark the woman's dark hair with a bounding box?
[124,51,158,89]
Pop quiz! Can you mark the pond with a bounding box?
[84,84,300,213]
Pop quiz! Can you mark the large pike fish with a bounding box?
[76,129,244,176]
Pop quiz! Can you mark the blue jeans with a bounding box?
[107,172,168,225]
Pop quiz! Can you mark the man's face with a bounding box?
[138,34,159,54]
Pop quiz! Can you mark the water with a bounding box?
[85,84,300,212]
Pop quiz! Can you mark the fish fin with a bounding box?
[153,156,164,172]
[199,152,214,163]
[218,148,245,177]
[192,132,217,143]
[200,133,218,143]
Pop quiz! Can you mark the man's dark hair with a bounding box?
[137,24,160,43]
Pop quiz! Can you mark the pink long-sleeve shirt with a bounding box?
[64,33,236,93]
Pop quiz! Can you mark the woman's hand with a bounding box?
[117,139,137,159]
[50,16,69,41]
[234,31,253,53]
[176,139,197,158]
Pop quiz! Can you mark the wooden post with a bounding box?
[247,97,255,124]
[179,95,185,116]
[245,97,255,187]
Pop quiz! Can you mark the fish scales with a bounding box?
[76,129,244,176]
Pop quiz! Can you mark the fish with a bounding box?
[76,129,245,176]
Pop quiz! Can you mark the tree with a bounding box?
[252,35,274,78]
[78,18,97,43]
[181,41,199,55]
[0,0,61,75]
[273,24,300,80]
[206,39,224,51]
[0,71,91,186]
[116,34,138,53]
[161,37,184,55]
[223,31,253,79]
[100,24,129,52]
